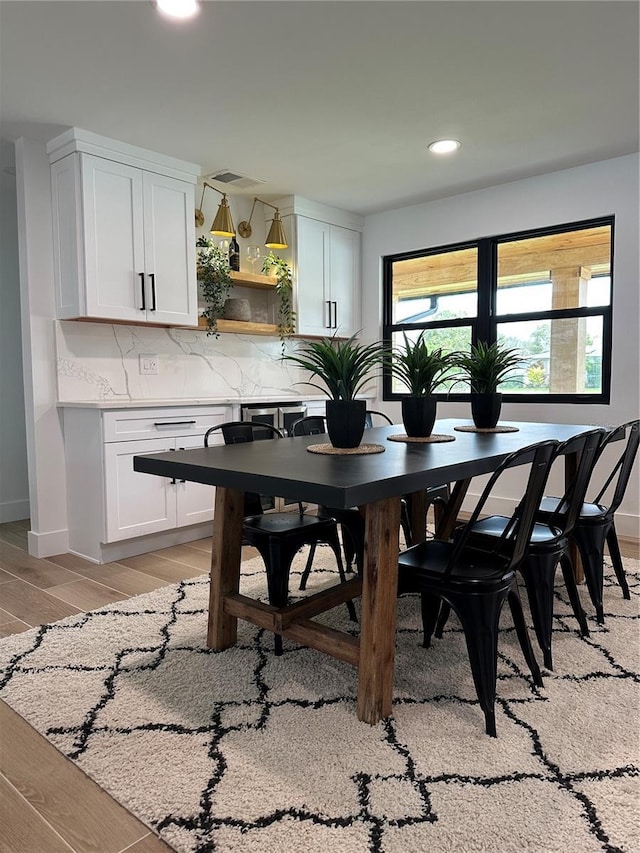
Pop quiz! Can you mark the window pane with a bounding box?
[496,225,612,316]
[390,327,471,394]
[497,315,605,394]
[391,247,478,324]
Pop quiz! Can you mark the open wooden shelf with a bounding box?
[229,271,277,290]
[198,317,279,336]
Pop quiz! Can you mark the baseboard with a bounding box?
[0,499,30,524]
[73,522,216,565]
[27,527,69,558]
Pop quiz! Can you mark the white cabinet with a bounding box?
[272,196,363,339]
[295,217,361,338]
[48,128,199,326]
[63,404,231,563]
[104,432,219,541]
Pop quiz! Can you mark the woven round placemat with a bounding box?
[307,442,385,455]
[387,433,456,444]
[453,424,520,434]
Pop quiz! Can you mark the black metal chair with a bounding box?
[538,419,639,624]
[204,421,356,654]
[397,439,558,737]
[460,428,605,670]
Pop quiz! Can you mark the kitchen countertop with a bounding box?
[56,395,333,410]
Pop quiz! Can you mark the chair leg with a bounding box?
[559,553,590,636]
[518,556,556,671]
[607,523,631,599]
[401,501,413,548]
[434,601,451,638]
[325,526,357,623]
[341,525,357,574]
[258,535,307,656]
[299,543,316,590]
[420,593,441,648]
[444,589,508,737]
[574,526,607,624]
[507,584,544,687]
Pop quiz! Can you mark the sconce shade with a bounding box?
[210,195,235,238]
[265,211,288,249]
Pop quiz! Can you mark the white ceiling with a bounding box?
[1,1,638,215]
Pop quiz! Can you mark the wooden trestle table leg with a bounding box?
[356,496,401,725]
[207,486,245,649]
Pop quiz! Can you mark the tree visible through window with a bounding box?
[383,218,613,403]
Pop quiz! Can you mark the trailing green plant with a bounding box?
[261,252,295,351]
[284,333,384,401]
[196,235,233,337]
[389,331,452,396]
[453,340,523,393]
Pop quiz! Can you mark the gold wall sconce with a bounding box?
[237,198,288,249]
[195,182,235,237]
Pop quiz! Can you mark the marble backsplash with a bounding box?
[55,320,319,402]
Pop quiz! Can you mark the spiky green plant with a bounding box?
[284,334,384,401]
[389,331,452,396]
[453,341,523,393]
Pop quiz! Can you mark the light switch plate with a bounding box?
[139,354,159,375]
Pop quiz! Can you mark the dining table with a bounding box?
[133,417,597,725]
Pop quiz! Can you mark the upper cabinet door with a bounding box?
[329,224,360,338]
[81,155,146,322]
[142,172,197,326]
[295,216,331,337]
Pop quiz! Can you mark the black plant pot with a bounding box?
[325,399,367,448]
[470,392,502,429]
[401,397,437,438]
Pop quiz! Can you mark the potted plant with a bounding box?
[453,340,523,428]
[388,331,452,437]
[196,236,233,336]
[284,334,384,447]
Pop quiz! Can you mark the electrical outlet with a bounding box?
[139,354,159,375]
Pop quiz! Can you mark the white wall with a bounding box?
[15,139,69,556]
[0,155,29,522]
[362,154,640,538]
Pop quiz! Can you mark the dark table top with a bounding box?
[133,418,597,510]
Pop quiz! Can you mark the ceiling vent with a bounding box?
[207,169,265,190]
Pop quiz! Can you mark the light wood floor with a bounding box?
[0,520,637,853]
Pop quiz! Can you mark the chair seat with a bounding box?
[470,515,565,548]
[243,512,336,536]
[398,539,513,592]
[539,495,607,520]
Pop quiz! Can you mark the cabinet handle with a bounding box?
[169,446,176,484]
[326,300,332,328]
[332,301,338,329]
[139,273,146,310]
[153,420,197,427]
[150,273,157,311]
[178,447,186,482]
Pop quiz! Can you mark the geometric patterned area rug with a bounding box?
[0,550,638,853]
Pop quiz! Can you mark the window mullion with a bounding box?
[476,238,494,345]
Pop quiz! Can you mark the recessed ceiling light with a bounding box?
[428,139,461,155]
[155,0,199,19]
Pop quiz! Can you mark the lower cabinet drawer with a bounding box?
[102,406,230,442]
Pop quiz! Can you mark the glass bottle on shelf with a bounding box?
[228,236,240,272]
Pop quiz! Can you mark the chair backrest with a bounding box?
[203,421,283,516]
[290,416,327,437]
[590,419,640,514]
[544,428,607,537]
[364,410,393,429]
[449,439,558,575]
[204,420,283,447]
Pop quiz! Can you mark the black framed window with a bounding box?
[382,217,613,403]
